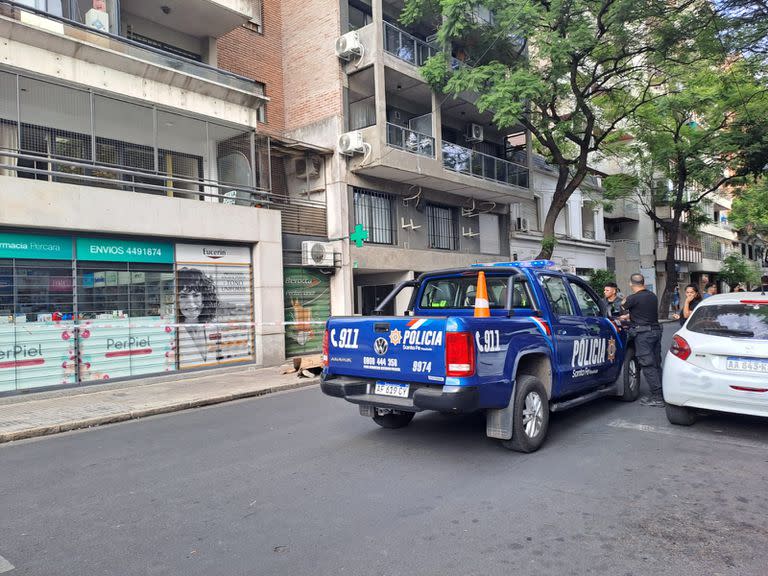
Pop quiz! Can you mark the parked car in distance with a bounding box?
[663,292,768,425]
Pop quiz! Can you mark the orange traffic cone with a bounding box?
[474,271,490,317]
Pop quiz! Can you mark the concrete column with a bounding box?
[251,210,285,366]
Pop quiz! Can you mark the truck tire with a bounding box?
[665,403,696,426]
[501,375,549,453]
[617,347,641,402]
[373,411,415,429]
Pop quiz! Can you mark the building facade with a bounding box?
[270,0,608,328]
[0,0,286,393]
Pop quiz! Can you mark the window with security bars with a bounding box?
[427,204,457,250]
[354,188,394,245]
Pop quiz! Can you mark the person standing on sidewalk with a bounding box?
[672,284,702,326]
[620,273,664,407]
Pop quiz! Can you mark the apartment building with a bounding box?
[0,0,286,393]
[605,188,767,300]
[269,0,608,323]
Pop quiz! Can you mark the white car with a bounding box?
[663,292,768,425]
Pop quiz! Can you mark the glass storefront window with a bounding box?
[76,262,176,382]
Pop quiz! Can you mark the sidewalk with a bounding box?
[0,365,318,444]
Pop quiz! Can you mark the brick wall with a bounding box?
[217,0,344,138]
[218,0,286,136]
[280,0,343,133]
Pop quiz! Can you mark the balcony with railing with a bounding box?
[0,70,281,208]
[656,240,702,264]
[383,21,468,71]
[386,123,435,158]
[442,142,528,188]
[0,1,266,105]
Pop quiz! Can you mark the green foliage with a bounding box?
[731,179,768,236]
[401,0,721,258]
[587,269,616,294]
[539,235,557,259]
[719,253,761,289]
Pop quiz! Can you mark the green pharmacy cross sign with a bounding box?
[350,224,369,247]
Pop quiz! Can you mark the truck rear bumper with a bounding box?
[321,375,480,414]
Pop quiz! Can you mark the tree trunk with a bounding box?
[660,226,678,319]
[535,168,578,260]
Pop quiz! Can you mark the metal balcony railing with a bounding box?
[383,22,437,67]
[383,22,471,70]
[386,123,435,158]
[1,1,264,98]
[657,241,703,263]
[442,142,529,188]
[583,230,596,240]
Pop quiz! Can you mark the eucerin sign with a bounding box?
[176,244,251,265]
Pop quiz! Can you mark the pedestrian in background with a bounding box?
[761,275,768,293]
[602,281,623,318]
[671,286,680,313]
[672,284,702,326]
[620,273,664,407]
[703,282,717,299]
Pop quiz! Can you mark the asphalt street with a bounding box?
[2,323,768,576]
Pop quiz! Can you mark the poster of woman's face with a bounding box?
[178,268,218,324]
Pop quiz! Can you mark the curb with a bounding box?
[0,378,319,445]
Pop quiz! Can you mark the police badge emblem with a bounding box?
[607,337,617,362]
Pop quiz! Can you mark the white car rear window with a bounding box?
[687,303,768,339]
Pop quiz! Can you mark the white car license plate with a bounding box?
[374,381,409,398]
[726,356,768,373]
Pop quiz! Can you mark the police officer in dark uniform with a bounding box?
[620,273,664,407]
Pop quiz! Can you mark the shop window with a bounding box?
[0,259,77,392]
[15,260,75,321]
[176,245,255,369]
[76,262,176,381]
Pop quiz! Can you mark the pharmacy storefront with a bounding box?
[0,231,254,394]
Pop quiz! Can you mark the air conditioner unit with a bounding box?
[335,31,363,61]
[302,241,336,267]
[514,217,529,232]
[466,123,484,143]
[294,155,322,179]
[337,131,366,155]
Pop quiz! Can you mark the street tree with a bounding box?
[716,0,768,57]
[604,59,768,313]
[730,178,768,237]
[587,269,616,294]
[401,0,720,258]
[718,252,761,290]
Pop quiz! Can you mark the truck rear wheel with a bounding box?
[372,410,415,429]
[617,347,641,402]
[501,375,549,453]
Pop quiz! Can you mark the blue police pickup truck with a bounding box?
[320,261,640,452]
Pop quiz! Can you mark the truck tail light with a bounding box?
[670,335,691,361]
[446,332,475,377]
[322,329,329,367]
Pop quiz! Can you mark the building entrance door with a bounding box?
[360,284,395,316]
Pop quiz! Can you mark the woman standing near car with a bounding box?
[672,284,702,326]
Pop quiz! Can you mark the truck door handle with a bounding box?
[374,322,390,333]
[557,329,567,335]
